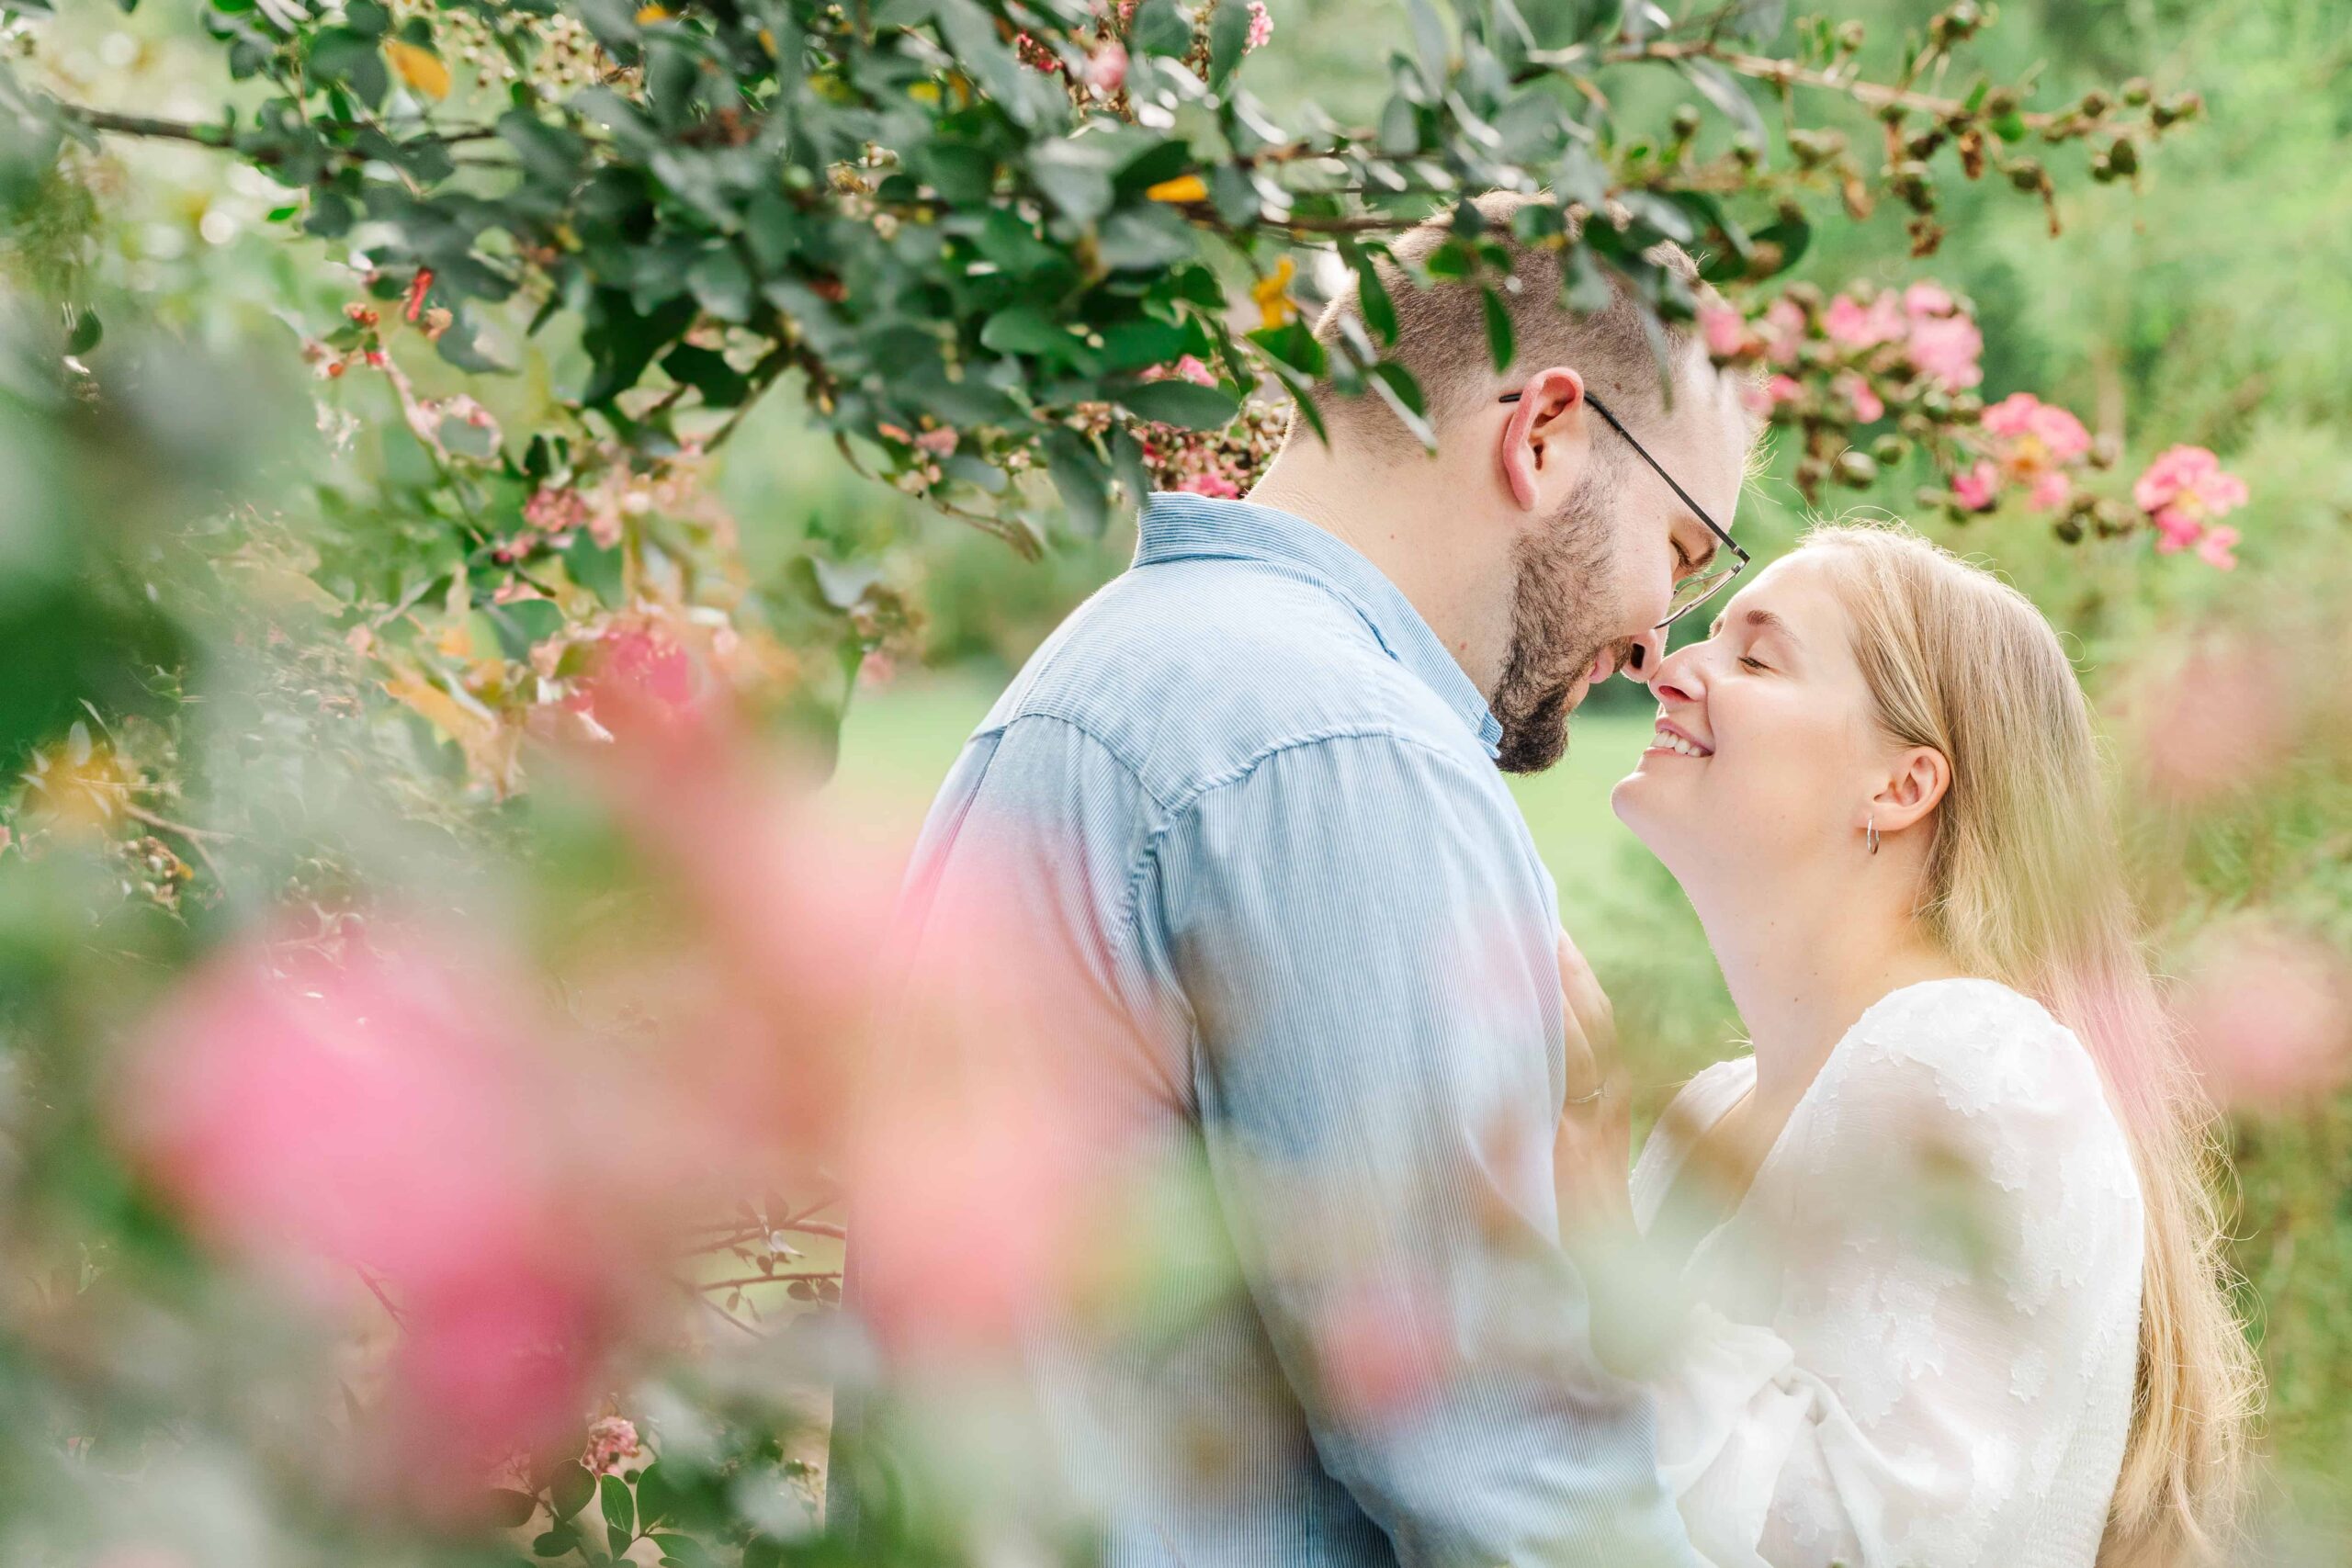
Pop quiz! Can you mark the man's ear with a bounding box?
[1500,366,1590,512]
[1871,745,1951,837]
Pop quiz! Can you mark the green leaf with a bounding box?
[1343,245,1398,345]
[1129,0,1193,57]
[1118,378,1240,430]
[1368,361,1435,448]
[686,246,753,323]
[1042,426,1111,536]
[1680,58,1765,147]
[307,26,389,107]
[1207,0,1252,86]
[1402,0,1453,91]
[979,305,1077,359]
[550,1462,596,1521]
[1748,215,1810,277]
[1097,318,1191,373]
[648,1535,719,1568]
[1247,319,1327,378]
[1481,285,1515,374]
[632,1462,675,1529]
[531,1525,578,1558]
[599,1472,634,1541]
[62,304,101,355]
[483,1489,539,1529]
[661,344,750,408]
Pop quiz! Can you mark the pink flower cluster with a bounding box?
[2135,445,2249,567]
[1704,282,1984,422]
[582,1415,643,1477]
[1955,391,2095,513]
[1133,358,1283,500]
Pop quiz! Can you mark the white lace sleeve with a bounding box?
[1649,981,2146,1568]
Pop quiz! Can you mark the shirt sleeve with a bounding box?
[1152,731,1702,1568]
[1647,988,2147,1567]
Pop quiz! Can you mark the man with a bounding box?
[831,192,1756,1564]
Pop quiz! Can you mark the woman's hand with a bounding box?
[1553,929,1634,1241]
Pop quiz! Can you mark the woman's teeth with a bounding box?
[1653,726,1711,758]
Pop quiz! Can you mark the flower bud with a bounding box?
[1871,434,1912,466]
[1837,20,1866,51]
[1835,450,1880,488]
[2006,158,2047,191]
[2107,136,2138,175]
[2077,89,2109,118]
[2121,77,2153,107]
[1670,105,1702,141]
[2052,513,2085,544]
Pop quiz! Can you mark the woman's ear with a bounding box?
[1871,745,1951,835]
[1500,366,1589,512]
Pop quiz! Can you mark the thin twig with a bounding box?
[119,803,227,877]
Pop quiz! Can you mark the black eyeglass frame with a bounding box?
[1498,389,1748,629]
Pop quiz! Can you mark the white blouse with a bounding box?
[1628,979,2145,1568]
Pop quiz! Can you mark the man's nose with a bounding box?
[1619,625,1668,684]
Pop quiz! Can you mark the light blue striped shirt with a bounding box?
[834,493,1697,1566]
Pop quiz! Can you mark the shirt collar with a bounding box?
[1135,491,1505,761]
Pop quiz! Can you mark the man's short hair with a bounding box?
[1297,191,1714,454]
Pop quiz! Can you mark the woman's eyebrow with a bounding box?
[1711,606,1796,644]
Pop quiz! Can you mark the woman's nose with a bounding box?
[1646,646,1704,705]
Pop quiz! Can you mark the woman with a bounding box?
[1553,524,2256,1567]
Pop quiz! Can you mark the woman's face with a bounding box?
[1611,552,1894,889]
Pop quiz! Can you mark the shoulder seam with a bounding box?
[1114,725,1494,962]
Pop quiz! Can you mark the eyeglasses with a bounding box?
[1498,389,1747,629]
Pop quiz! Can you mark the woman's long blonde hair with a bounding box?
[1804,521,2258,1567]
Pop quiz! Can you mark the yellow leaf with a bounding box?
[383,673,523,796]
[637,4,671,20]
[1147,175,1209,204]
[908,80,942,105]
[759,27,777,55]
[1251,255,1298,330]
[384,39,451,102]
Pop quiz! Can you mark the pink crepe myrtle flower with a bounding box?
[1757,298,1806,366]
[1823,291,1904,350]
[2027,470,2073,511]
[1698,303,1748,360]
[1951,460,2001,512]
[912,425,959,457]
[2177,920,2352,1113]
[2195,524,2242,570]
[1176,470,1241,498]
[1159,354,1217,387]
[1905,310,1984,391]
[1837,373,1885,424]
[2116,637,2286,804]
[1981,392,2092,457]
[2135,446,2248,563]
[1085,39,1128,94]
[1901,282,1957,321]
[582,1416,643,1477]
[1978,392,2091,513]
[115,931,639,1509]
[1246,0,1272,50]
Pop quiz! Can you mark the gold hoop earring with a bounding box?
[1866,815,1881,856]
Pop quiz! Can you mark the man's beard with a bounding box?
[1491,483,1619,775]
